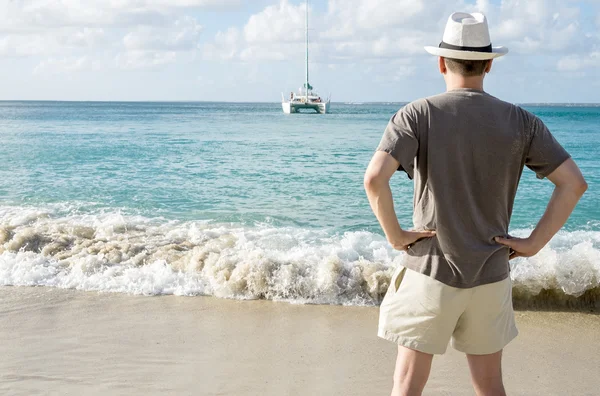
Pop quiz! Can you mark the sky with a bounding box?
[1,0,599,103]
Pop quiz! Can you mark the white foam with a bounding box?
[510,229,600,297]
[0,206,598,305]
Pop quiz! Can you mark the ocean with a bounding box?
[0,101,598,307]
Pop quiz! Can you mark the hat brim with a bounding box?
[424,46,508,60]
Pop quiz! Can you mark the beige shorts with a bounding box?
[378,266,518,355]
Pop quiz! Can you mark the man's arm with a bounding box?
[364,151,435,251]
[496,158,587,259]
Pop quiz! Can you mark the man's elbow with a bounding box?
[564,176,588,197]
[574,178,588,197]
[550,159,588,197]
[364,172,385,191]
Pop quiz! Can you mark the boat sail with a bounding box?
[281,0,330,114]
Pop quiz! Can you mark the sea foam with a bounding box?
[1,206,598,308]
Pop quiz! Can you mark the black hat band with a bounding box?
[439,41,493,53]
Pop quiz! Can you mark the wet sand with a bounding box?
[0,286,598,396]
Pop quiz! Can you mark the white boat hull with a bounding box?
[282,101,330,114]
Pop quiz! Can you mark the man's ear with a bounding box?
[485,59,493,73]
[439,57,447,75]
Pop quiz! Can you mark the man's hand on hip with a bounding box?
[494,236,542,260]
[390,230,437,251]
[495,159,587,261]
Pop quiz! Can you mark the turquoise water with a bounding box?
[0,101,598,305]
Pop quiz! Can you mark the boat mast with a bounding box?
[305,0,309,96]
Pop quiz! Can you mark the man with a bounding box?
[364,12,587,396]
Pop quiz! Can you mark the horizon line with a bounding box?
[1,100,599,106]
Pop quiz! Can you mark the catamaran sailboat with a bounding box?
[281,0,330,114]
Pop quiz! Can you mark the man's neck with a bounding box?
[445,77,485,92]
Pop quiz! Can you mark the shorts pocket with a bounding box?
[392,266,407,292]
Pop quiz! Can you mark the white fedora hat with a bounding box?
[425,12,508,60]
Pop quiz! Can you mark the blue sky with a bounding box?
[1,0,599,103]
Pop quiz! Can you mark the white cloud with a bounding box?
[239,46,288,62]
[33,56,101,74]
[325,0,426,37]
[244,0,306,43]
[373,60,417,83]
[0,0,205,72]
[115,50,177,70]
[203,28,241,61]
[323,0,476,42]
[0,0,223,66]
[69,28,106,47]
[557,51,600,71]
[488,0,582,53]
[203,0,465,63]
[0,27,105,57]
[0,35,52,57]
[123,17,202,51]
[205,0,599,67]
[203,0,310,62]
[116,17,202,69]
[0,0,242,31]
[110,0,240,7]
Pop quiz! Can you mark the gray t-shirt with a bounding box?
[377,88,570,288]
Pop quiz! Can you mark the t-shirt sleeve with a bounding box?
[525,115,571,179]
[376,105,419,179]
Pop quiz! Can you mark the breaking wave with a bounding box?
[1,206,599,309]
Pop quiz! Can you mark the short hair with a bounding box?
[444,58,490,77]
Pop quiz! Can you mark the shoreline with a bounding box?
[1,286,599,395]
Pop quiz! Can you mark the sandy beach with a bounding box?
[0,286,598,396]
